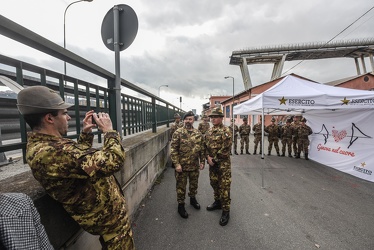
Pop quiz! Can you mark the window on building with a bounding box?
[226,106,230,118]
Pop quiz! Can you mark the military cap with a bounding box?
[208,107,224,117]
[174,113,181,118]
[242,117,248,121]
[301,117,307,122]
[183,111,195,120]
[271,117,275,122]
[202,114,208,118]
[17,86,73,115]
[286,118,292,123]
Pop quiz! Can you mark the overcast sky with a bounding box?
[1,0,374,113]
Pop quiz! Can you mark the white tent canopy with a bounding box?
[233,75,374,182]
[234,75,374,115]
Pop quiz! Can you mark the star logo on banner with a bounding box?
[361,162,366,168]
[279,96,287,105]
[341,97,350,105]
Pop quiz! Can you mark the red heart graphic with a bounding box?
[332,129,347,142]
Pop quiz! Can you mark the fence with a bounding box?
[0,15,184,163]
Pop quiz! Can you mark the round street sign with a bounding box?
[101,4,138,52]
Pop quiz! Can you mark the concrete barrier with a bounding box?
[0,127,171,249]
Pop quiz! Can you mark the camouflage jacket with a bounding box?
[198,122,210,135]
[170,121,184,139]
[204,124,232,164]
[265,124,279,138]
[252,123,262,136]
[297,124,313,139]
[281,124,293,138]
[26,131,130,238]
[170,127,204,171]
[228,123,239,137]
[291,121,300,137]
[239,124,251,136]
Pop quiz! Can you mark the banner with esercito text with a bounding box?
[305,109,374,182]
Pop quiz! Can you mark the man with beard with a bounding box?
[204,107,232,226]
[170,111,205,219]
[16,86,134,250]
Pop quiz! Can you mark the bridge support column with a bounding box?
[369,53,374,73]
[240,58,252,90]
[354,58,361,75]
[361,55,367,74]
[271,54,286,80]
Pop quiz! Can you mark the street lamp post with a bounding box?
[63,0,93,80]
[158,84,168,98]
[224,76,235,151]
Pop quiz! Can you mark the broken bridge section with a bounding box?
[229,39,374,90]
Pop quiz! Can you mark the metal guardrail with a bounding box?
[0,15,184,163]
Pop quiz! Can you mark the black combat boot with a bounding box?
[190,197,201,210]
[253,150,257,155]
[295,153,300,159]
[219,211,230,226]
[234,150,238,155]
[178,203,188,218]
[268,151,271,156]
[277,151,281,156]
[281,153,285,157]
[206,200,221,211]
[288,154,293,157]
[305,153,309,160]
[246,150,251,155]
[240,150,243,155]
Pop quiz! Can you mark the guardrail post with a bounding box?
[0,127,8,165]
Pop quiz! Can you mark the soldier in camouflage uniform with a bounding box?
[170,111,205,219]
[228,118,239,155]
[198,114,210,136]
[169,113,184,168]
[296,117,313,160]
[239,117,251,155]
[280,118,293,157]
[291,115,301,157]
[170,113,184,140]
[204,107,232,226]
[252,118,262,155]
[264,117,280,156]
[17,86,134,250]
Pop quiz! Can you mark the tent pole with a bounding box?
[261,108,265,188]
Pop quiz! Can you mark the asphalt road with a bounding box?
[132,151,374,250]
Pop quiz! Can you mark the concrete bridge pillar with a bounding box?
[240,58,252,90]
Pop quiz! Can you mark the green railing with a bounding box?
[0,15,184,162]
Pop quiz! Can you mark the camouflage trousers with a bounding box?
[240,135,249,151]
[268,137,280,153]
[253,135,262,153]
[100,229,135,250]
[209,161,231,212]
[175,169,200,204]
[232,135,238,151]
[281,137,292,155]
[292,137,298,155]
[298,139,310,154]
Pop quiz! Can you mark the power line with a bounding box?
[282,5,374,76]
